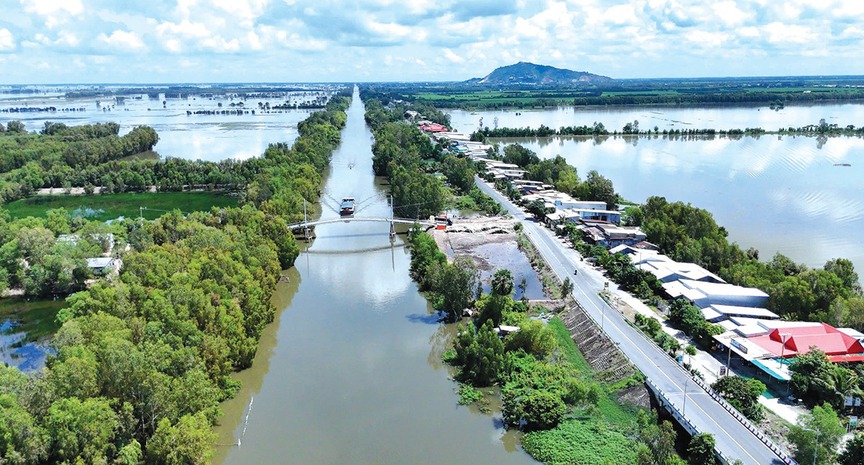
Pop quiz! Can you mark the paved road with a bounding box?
[475,177,789,465]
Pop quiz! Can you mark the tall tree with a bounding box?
[687,433,717,465]
[432,255,480,322]
[788,403,845,465]
[710,376,765,421]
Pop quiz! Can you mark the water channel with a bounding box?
[448,106,864,275]
[212,89,536,464]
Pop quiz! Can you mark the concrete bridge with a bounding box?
[288,216,438,239]
[287,216,435,230]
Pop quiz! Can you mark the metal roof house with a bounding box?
[663,279,769,309]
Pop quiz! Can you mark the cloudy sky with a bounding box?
[1,0,862,84]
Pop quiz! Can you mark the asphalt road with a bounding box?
[475,177,789,465]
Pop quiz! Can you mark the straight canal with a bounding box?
[213,89,537,464]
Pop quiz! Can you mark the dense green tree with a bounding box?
[491,269,514,296]
[789,403,845,465]
[687,433,717,465]
[45,397,119,464]
[454,321,505,386]
[789,349,861,408]
[504,319,557,359]
[407,228,446,290]
[710,376,765,421]
[431,255,480,322]
[579,169,618,209]
[832,296,864,331]
[0,393,48,463]
[520,390,567,431]
[5,121,26,134]
[390,164,446,219]
[440,154,475,193]
[825,257,860,291]
[474,292,513,328]
[638,419,681,465]
[146,413,214,465]
[502,144,540,167]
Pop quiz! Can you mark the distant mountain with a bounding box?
[466,62,613,86]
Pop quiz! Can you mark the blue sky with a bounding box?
[1,0,862,84]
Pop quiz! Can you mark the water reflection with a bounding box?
[214,90,537,465]
[448,103,864,136]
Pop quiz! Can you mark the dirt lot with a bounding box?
[430,216,517,269]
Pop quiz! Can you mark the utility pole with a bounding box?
[389,194,395,239]
[682,377,689,416]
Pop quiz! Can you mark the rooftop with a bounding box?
[749,323,864,358]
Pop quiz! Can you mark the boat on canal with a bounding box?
[339,197,355,216]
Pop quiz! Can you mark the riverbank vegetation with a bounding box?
[0,92,352,463]
[484,143,619,210]
[363,96,453,219]
[406,227,708,464]
[470,117,864,140]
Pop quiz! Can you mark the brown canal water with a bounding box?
[213,89,536,464]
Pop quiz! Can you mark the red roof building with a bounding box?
[750,323,864,360]
[419,123,448,133]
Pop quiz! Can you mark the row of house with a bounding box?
[612,243,864,382]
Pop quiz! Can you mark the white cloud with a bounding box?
[0,29,16,51]
[98,30,146,52]
[712,1,749,27]
[443,49,464,63]
[20,0,83,16]
[0,0,862,82]
[762,22,817,45]
[20,0,84,28]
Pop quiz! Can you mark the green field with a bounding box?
[5,191,240,221]
[0,298,67,342]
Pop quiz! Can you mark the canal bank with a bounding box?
[213,89,536,464]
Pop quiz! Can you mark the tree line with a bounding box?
[471,119,864,140]
[0,92,353,463]
[363,97,450,219]
[0,121,159,201]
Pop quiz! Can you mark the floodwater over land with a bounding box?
[449,104,864,274]
[447,103,864,135]
[0,88,332,161]
[499,134,864,274]
[213,89,537,465]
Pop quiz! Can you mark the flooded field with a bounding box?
[0,87,336,161]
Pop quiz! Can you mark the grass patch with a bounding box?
[457,384,484,405]
[522,417,638,465]
[549,317,592,374]
[0,298,67,342]
[549,317,640,429]
[6,191,239,221]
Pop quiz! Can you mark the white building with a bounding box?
[663,279,769,309]
[701,304,779,323]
